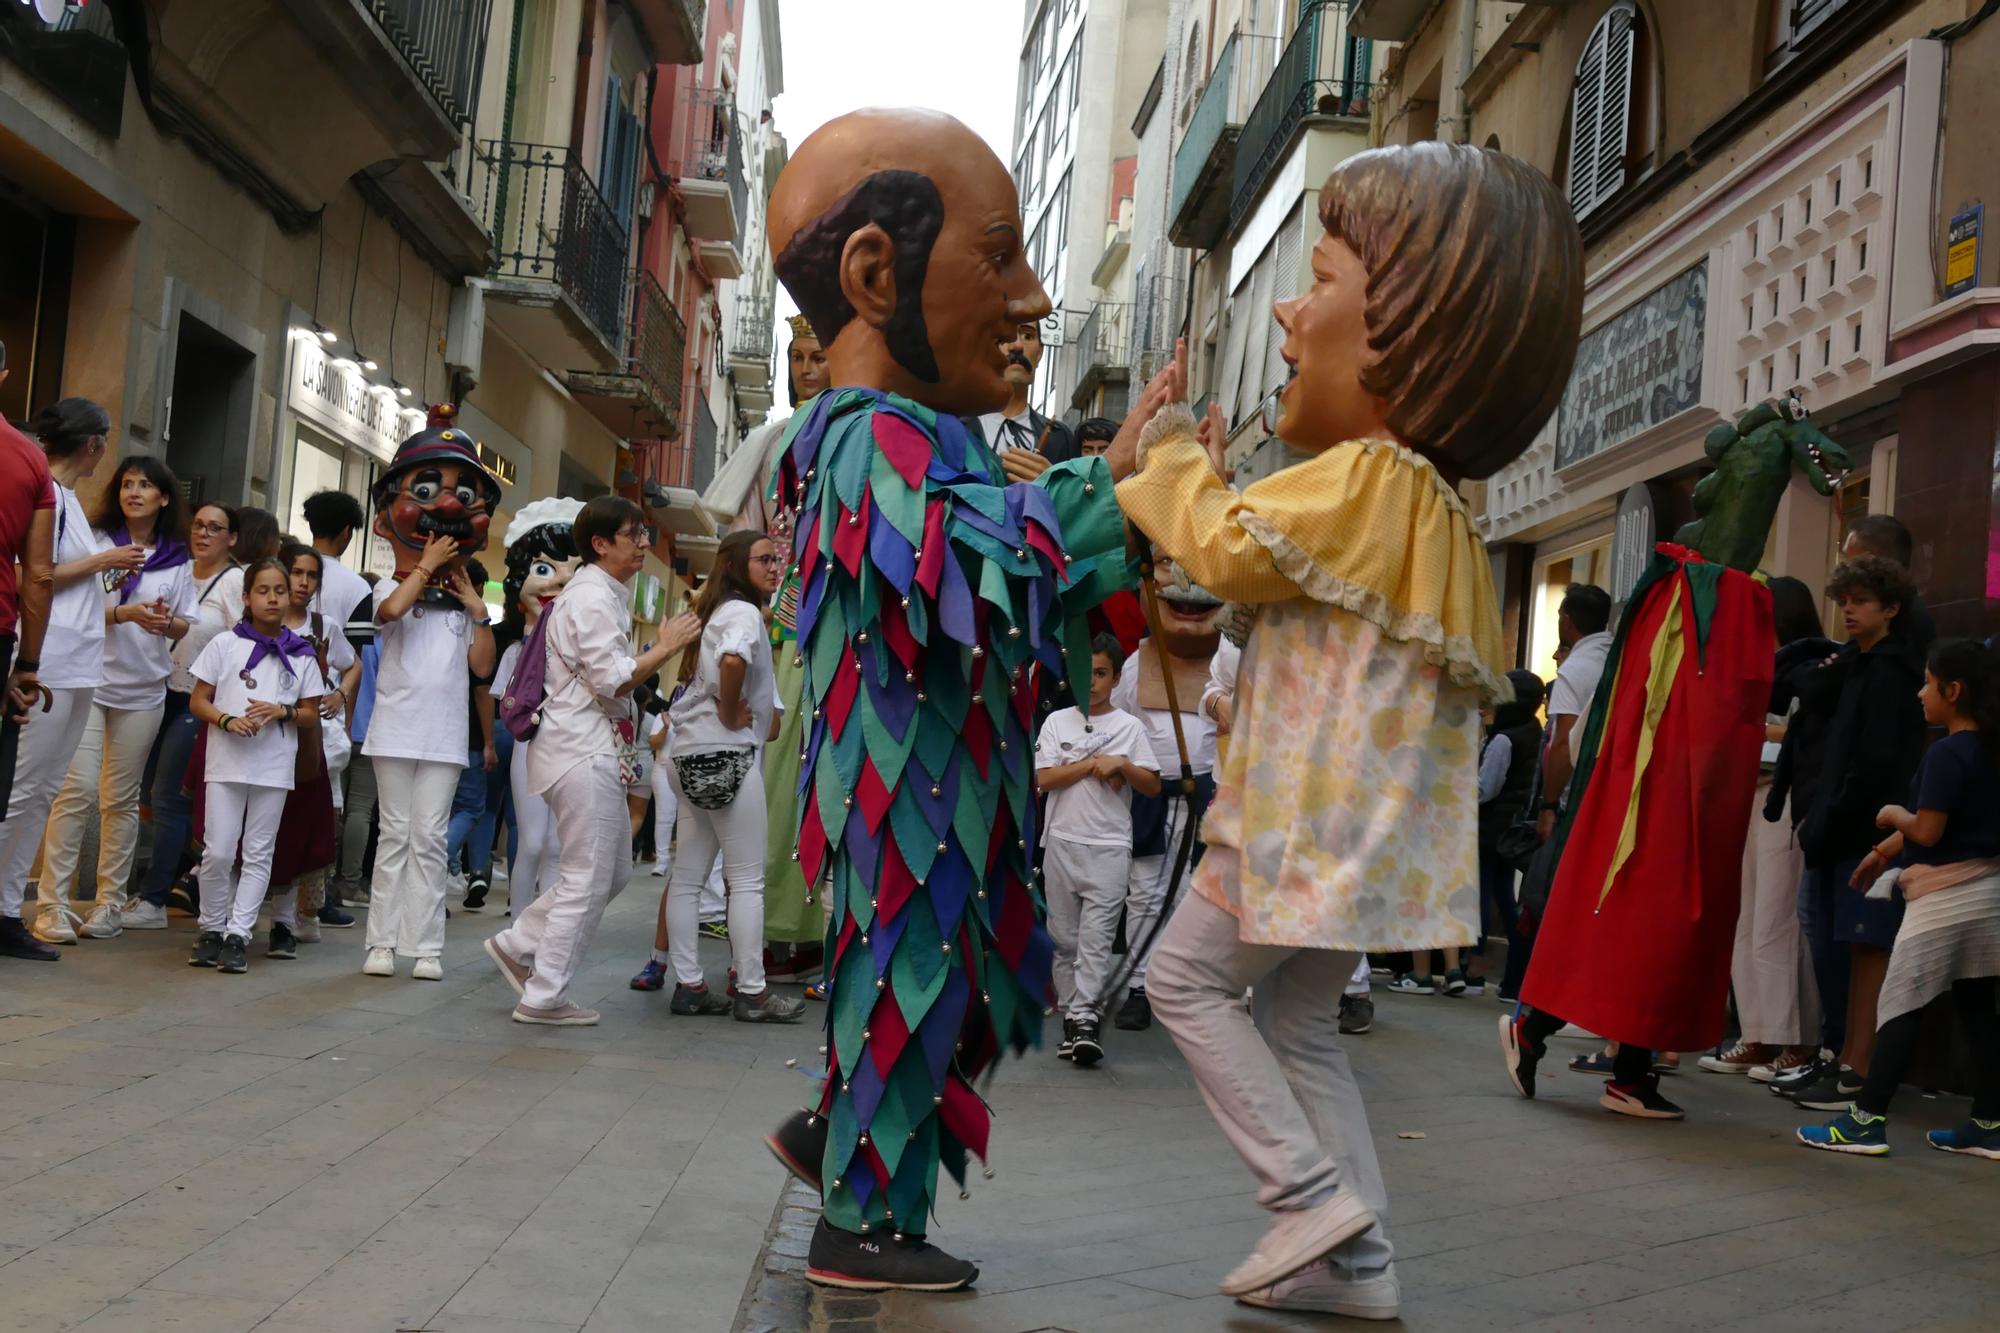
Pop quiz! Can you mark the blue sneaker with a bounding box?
[1797,1106,1889,1156]
[1927,1119,2000,1159]
[629,959,669,992]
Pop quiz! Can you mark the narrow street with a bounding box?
[4,877,1998,1332]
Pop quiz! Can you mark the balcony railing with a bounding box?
[469,141,632,353]
[364,0,493,126]
[733,306,774,366]
[681,91,749,234]
[1067,301,1131,410]
[1231,2,1372,228]
[628,270,686,426]
[1169,29,1276,238]
[1133,272,1186,381]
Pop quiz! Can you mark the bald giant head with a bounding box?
[770,108,1053,416]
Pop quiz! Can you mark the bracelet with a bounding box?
[13,657,38,672]
[219,714,234,731]
[1873,841,1896,859]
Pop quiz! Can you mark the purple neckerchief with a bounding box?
[109,526,191,603]
[231,622,316,677]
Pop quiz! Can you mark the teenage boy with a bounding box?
[1035,634,1160,1067]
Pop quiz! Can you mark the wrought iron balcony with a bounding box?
[1132,272,1186,381]
[1067,301,1132,413]
[1169,29,1276,250]
[1231,2,1373,229]
[469,141,633,365]
[567,270,687,441]
[678,91,748,248]
[730,304,775,395]
[363,0,492,126]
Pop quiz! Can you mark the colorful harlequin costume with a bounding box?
[779,387,1128,1234]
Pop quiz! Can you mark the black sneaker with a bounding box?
[669,982,733,1016]
[164,882,200,917]
[318,904,356,928]
[765,1107,829,1191]
[462,874,489,912]
[1601,1075,1685,1119]
[1057,1018,1077,1060]
[1768,1055,1831,1094]
[1786,1069,1864,1112]
[804,1217,978,1292]
[1071,1021,1104,1068]
[1339,993,1374,1035]
[1114,988,1153,1030]
[0,917,60,961]
[267,923,297,959]
[1499,1012,1542,1098]
[189,931,224,968]
[219,934,249,974]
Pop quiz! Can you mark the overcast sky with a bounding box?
[767,0,1027,356]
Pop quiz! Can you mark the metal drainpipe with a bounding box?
[1438,0,1478,144]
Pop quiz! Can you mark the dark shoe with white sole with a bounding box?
[766,1107,828,1191]
[805,1217,978,1292]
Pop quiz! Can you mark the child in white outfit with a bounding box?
[187,558,325,974]
[1035,634,1160,1067]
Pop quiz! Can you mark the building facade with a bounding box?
[1359,0,2000,671]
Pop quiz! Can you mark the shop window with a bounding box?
[1564,2,1650,221]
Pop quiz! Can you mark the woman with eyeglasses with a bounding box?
[0,398,130,960]
[34,455,196,942]
[127,502,243,929]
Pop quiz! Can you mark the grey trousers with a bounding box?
[1044,836,1130,1023]
[1150,881,1395,1278]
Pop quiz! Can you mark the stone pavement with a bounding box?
[5,881,2000,1333]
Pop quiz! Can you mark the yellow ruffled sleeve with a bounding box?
[1114,432,1301,604]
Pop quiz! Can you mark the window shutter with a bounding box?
[1568,4,1638,222]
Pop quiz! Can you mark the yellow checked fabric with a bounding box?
[1113,416,1500,952]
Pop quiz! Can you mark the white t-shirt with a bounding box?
[170,565,244,695]
[1548,630,1612,763]
[297,614,357,766]
[314,553,372,638]
[95,544,198,711]
[42,485,110,690]
[667,599,774,755]
[191,630,328,789]
[1110,642,1219,777]
[1034,705,1159,849]
[494,638,523,699]
[362,577,476,764]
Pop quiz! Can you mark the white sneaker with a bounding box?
[122,901,169,930]
[34,905,80,945]
[362,947,396,976]
[650,859,668,876]
[81,904,123,939]
[294,914,321,944]
[411,955,444,981]
[1238,1263,1400,1320]
[1219,1187,1379,1297]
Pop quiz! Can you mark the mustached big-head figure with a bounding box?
[371,405,502,590]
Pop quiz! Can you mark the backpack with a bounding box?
[498,609,555,742]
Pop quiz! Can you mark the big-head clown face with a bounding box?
[501,497,585,637]
[370,408,503,579]
[769,108,1052,417]
[1150,550,1225,662]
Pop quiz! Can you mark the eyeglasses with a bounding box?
[617,525,656,546]
[750,554,786,567]
[192,522,230,536]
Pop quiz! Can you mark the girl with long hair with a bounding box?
[0,399,137,958]
[661,529,800,1021]
[36,455,196,940]
[130,503,240,925]
[1800,640,2000,1158]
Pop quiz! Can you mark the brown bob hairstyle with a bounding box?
[1318,143,1584,480]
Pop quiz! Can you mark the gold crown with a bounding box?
[786,314,817,342]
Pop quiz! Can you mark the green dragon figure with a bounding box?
[1673,396,1854,572]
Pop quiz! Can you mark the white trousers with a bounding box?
[39,700,166,912]
[651,757,724,918]
[0,685,94,917]
[1123,792,1199,993]
[666,756,767,991]
[509,737,558,917]
[199,781,287,940]
[366,756,459,957]
[1733,784,1822,1045]
[1046,836,1131,1022]
[494,755,631,1009]
[1151,886,1395,1280]
[1346,956,1371,997]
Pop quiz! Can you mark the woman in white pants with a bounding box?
[362,535,495,980]
[186,557,324,974]
[38,455,196,941]
[0,399,133,960]
[663,531,800,1023]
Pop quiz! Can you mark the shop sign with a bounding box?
[1609,481,1660,604]
[287,334,423,465]
[1945,204,1982,299]
[1556,260,1707,470]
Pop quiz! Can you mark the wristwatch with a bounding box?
[1539,801,1561,814]
[13,657,38,672]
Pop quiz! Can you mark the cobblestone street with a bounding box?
[4,878,1999,1332]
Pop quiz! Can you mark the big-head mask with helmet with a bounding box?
[371,404,502,598]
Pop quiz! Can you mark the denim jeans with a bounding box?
[140,693,199,908]
[468,731,512,874]
[443,749,488,876]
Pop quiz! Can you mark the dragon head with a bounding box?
[1786,412,1852,495]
